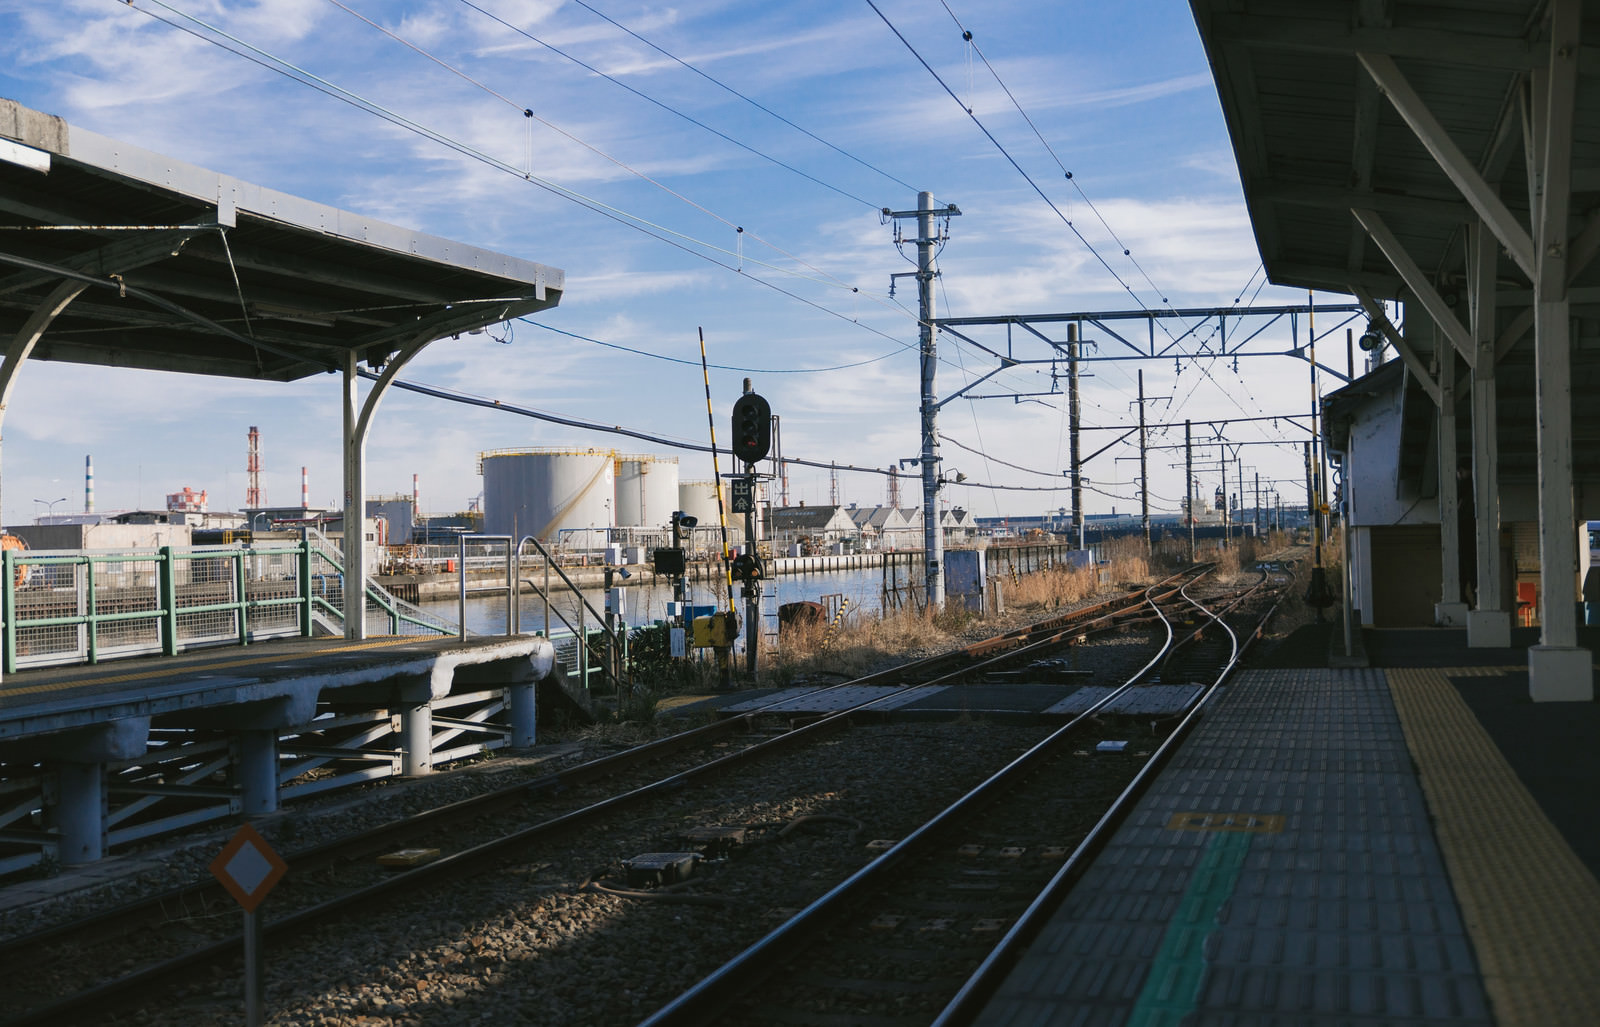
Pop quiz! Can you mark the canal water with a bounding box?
[423,565,894,637]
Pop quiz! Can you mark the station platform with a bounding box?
[0,632,553,744]
[972,626,1600,1027]
[0,633,555,872]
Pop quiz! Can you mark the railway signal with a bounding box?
[730,392,771,465]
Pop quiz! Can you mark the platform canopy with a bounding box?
[1189,0,1600,483]
[1192,1,1600,688]
[0,97,563,380]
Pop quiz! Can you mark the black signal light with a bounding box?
[730,392,772,464]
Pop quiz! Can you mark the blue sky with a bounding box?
[0,0,1342,525]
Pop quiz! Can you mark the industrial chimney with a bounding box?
[246,426,263,508]
[85,454,94,513]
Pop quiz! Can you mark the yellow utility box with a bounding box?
[691,611,739,648]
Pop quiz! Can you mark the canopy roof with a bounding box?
[0,98,563,380]
[1190,1,1600,483]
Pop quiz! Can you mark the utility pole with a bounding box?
[886,191,960,611]
[1138,369,1149,548]
[1186,419,1195,563]
[1304,441,1314,525]
[1254,471,1261,537]
[1069,322,1083,548]
[1219,440,1230,548]
[1236,453,1245,541]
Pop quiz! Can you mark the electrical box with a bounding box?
[682,826,747,860]
[653,547,686,575]
[692,611,739,648]
[622,852,699,888]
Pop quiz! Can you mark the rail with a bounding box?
[930,566,1284,1025]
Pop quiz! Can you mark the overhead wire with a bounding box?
[362,369,1079,492]
[935,0,1170,308]
[569,0,918,195]
[329,0,875,298]
[121,0,931,357]
[866,0,1268,432]
[456,0,885,212]
[929,2,1320,450]
[521,318,905,373]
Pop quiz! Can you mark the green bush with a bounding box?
[627,623,704,693]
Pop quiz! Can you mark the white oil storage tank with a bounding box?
[480,448,614,543]
[614,454,679,529]
[678,479,723,528]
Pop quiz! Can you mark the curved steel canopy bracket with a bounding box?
[0,279,89,524]
[341,332,445,639]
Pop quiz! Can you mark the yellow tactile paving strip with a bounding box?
[1387,667,1600,1027]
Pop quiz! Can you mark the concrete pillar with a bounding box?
[401,702,433,776]
[55,762,105,865]
[507,682,537,748]
[237,730,279,816]
[1436,335,1467,626]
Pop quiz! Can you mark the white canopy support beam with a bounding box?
[341,333,435,640]
[1350,285,1441,405]
[1358,51,1538,280]
[1526,0,1590,700]
[0,278,87,684]
[1436,339,1466,625]
[1467,221,1511,647]
[1351,207,1476,369]
[0,279,88,525]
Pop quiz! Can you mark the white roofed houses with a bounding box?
[769,505,860,547]
[769,504,974,552]
[847,505,918,550]
[941,507,975,543]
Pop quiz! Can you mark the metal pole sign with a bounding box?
[210,823,288,1027]
[730,477,754,514]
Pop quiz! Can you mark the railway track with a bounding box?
[0,572,1209,1026]
[638,566,1287,1027]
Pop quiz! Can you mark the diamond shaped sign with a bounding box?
[210,823,288,913]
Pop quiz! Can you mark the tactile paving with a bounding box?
[974,668,1491,1026]
[1388,666,1600,1027]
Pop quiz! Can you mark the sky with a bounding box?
[0,0,1360,527]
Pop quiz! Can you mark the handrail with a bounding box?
[1,531,457,673]
[516,534,630,695]
[516,535,613,631]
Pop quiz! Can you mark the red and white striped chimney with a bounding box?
[412,473,420,515]
[301,466,309,510]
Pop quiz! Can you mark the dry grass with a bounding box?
[761,537,1169,686]
[764,604,959,683]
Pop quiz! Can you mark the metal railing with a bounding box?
[514,534,630,698]
[1,530,457,673]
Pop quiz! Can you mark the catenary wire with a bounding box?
[521,319,905,373]
[570,0,918,195]
[865,0,1267,428]
[329,0,877,296]
[121,0,932,356]
[455,0,883,212]
[364,370,1079,492]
